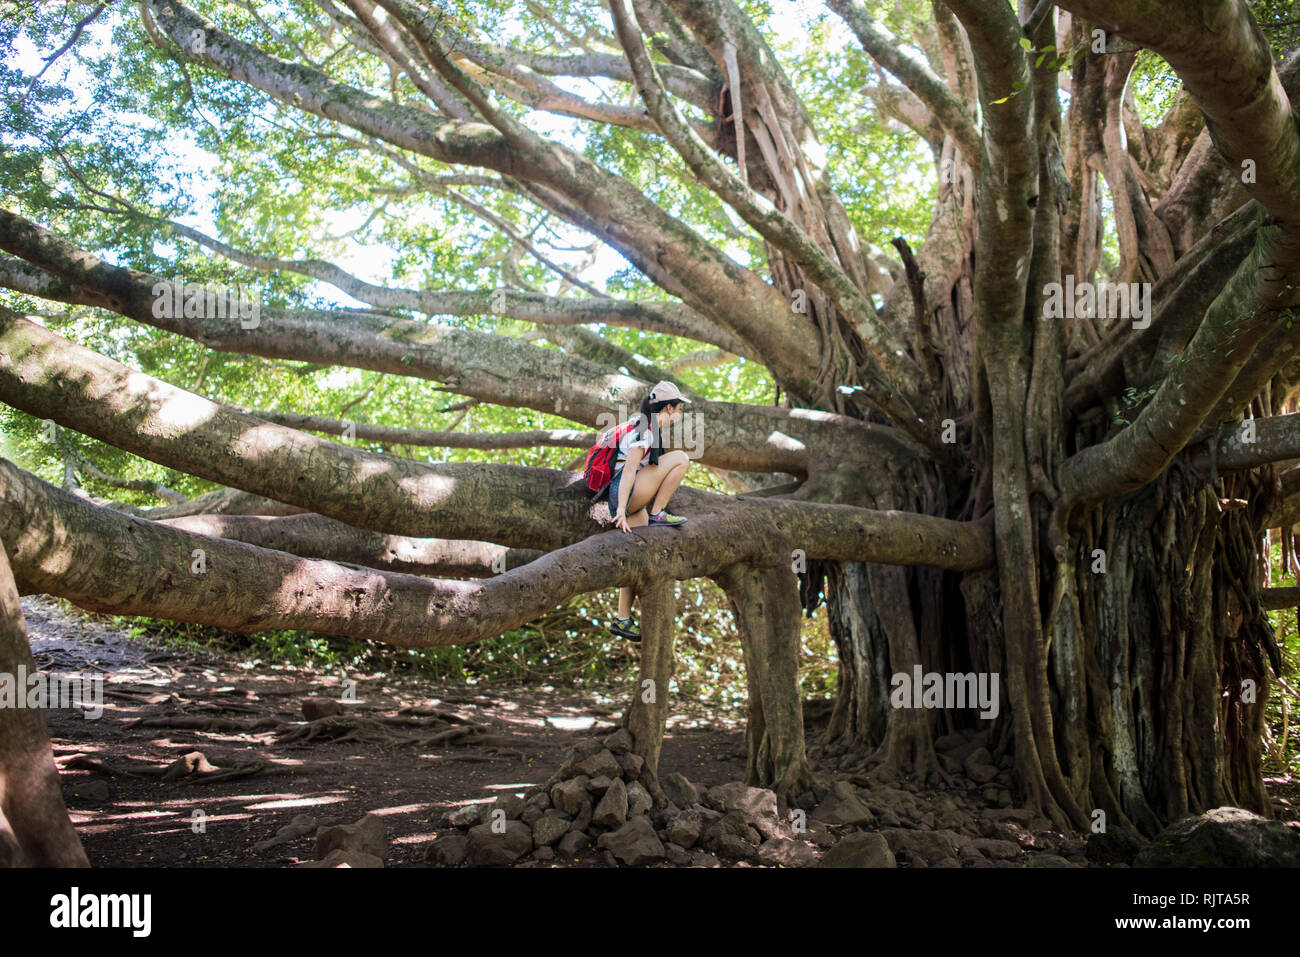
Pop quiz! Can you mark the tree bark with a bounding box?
[0,533,89,867]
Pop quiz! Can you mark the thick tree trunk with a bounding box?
[713,562,817,803]
[1065,468,1276,832]
[623,576,677,777]
[0,534,89,867]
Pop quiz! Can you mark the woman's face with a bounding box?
[660,402,681,425]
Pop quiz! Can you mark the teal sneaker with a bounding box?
[648,510,686,526]
[610,617,640,641]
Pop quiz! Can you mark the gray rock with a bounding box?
[549,776,591,816]
[315,813,387,861]
[531,812,570,847]
[810,781,876,828]
[703,782,783,840]
[756,838,817,868]
[668,809,703,848]
[493,793,526,821]
[443,803,485,829]
[556,830,590,859]
[302,697,342,721]
[964,747,999,784]
[466,820,533,866]
[661,772,700,809]
[253,813,320,852]
[689,850,723,868]
[984,807,1035,824]
[711,832,757,860]
[521,805,544,827]
[573,749,622,780]
[862,786,919,826]
[524,790,551,811]
[820,832,896,868]
[1085,827,1146,865]
[596,816,665,866]
[65,778,110,803]
[626,781,653,818]
[664,842,693,866]
[1135,807,1300,868]
[617,752,645,780]
[718,810,762,845]
[1027,854,1079,868]
[880,828,969,865]
[557,740,606,777]
[425,834,468,866]
[571,800,594,834]
[806,824,836,848]
[593,777,629,829]
[300,849,383,868]
[588,775,614,796]
[602,728,635,754]
[533,846,555,862]
[970,838,1021,860]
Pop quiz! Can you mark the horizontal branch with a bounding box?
[157,512,543,577]
[0,312,986,568]
[0,456,784,646]
[1057,226,1297,511]
[1186,412,1300,474]
[139,217,754,357]
[0,212,837,473]
[1260,586,1300,611]
[229,408,595,450]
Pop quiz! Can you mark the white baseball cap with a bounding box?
[648,380,690,403]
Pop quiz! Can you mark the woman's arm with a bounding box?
[614,444,644,530]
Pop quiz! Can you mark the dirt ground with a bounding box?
[25,595,750,867]
[23,594,1299,868]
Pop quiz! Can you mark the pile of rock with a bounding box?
[288,812,388,867]
[426,729,821,868]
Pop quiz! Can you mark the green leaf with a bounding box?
[1019,37,1033,51]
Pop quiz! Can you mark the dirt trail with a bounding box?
[24,595,1299,867]
[24,596,749,867]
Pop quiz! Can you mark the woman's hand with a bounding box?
[614,509,632,533]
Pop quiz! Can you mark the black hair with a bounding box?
[635,391,683,466]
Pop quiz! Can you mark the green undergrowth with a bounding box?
[75,578,838,707]
[1263,541,1300,778]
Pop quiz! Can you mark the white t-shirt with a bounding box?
[613,416,656,476]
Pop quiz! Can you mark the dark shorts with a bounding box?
[605,468,645,520]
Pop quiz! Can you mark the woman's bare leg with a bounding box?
[649,451,689,513]
[616,456,690,618]
[617,507,650,617]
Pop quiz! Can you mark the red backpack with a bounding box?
[583,417,644,498]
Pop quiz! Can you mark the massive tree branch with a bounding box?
[143,0,824,394]
[0,311,990,568]
[0,213,841,470]
[231,409,595,451]
[157,512,543,577]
